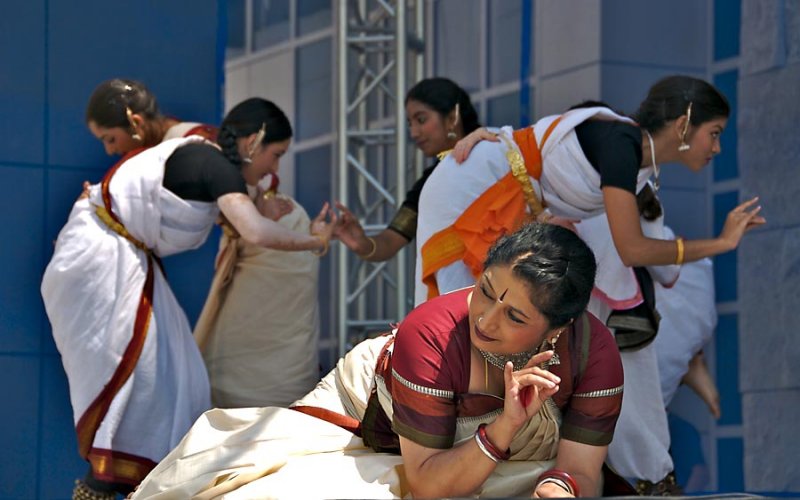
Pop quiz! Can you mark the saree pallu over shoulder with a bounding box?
[535,107,653,220]
[41,137,214,485]
[419,122,559,301]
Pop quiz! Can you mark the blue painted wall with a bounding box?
[0,2,223,498]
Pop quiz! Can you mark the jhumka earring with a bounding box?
[546,331,562,367]
[126,107,142,142]
[446,103,461,140]
[244,122,267,163]
[678,102,692,152]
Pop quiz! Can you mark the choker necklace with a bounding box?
[477,345,539,372]
[645,130,659,192]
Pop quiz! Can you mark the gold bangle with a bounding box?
[675,237,685,265]
[360,237,377,259]
[311,235,329,257]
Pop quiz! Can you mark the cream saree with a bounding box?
[132,336,559,499]
[196,198,320,408]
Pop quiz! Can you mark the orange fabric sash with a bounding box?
[421,119,561,300]
[75,148,158,484]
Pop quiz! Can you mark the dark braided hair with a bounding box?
[484,223,597,328]
[405,77,481,135]
[217,97,293,166]
[634,75,730,134]
[85,78,160,129]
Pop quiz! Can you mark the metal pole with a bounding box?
[394,0,408,319]
[336,0,349,357]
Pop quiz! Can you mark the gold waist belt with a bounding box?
[95,205,151,254]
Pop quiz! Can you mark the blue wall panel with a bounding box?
[713,70,739,182]
[0,166,45,354]
[47,2,222,168]
[718,437,745,492]
[0,0,45,166]
[0,356,41,499]
[714,0,741,61]
[716,313,742,426]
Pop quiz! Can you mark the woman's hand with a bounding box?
[502,351,561,428]
[452,127,500,163]
[310,202,338,246]
[77,181,91,201]
[256,192,293,221]
[333,201,373,255]
[718,196,765,251]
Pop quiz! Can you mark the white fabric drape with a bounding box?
[42,137,213,465]
[202,198,321,408]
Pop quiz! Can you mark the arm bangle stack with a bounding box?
[536,469,579,497]
[474,423,510,463]
[537,477,572,495]
[473,431,499,463]
[675,236,685,265]
[360,236,377,259]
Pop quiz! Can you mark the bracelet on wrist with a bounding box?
[474,423,510,462]
[359,236,377,259]
[473,430,499,463]
[675,236,685,265]
[537,477,572,495]
[536,469,579,497]
[311,234,329,257]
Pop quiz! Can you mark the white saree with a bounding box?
[414,130,525,306]
[414,107,656,308]
[41,137,214,481]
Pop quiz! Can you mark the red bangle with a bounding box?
[537,469,580,497]
[476,423,511,461]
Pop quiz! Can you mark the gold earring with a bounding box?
[246,122,267,161]
[546,331,562,366]
[678,102,692,152]
[446,103,461,140]
[125,107,142,141]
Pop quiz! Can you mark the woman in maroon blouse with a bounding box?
[348,222,623,498]
[131,223,622,498]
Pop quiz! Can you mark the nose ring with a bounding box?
[477,316,484,324]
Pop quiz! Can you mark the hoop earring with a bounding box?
[678,102,692,152]
[125,107,142,142]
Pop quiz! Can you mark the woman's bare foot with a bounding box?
[682,351,721,419]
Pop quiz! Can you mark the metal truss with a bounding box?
[335,0,425,356]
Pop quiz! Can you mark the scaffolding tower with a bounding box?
[335,0,426,357]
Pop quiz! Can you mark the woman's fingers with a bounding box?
[735,196,759,212]
[523,350,554,368]
[452,128,499,163]
[515,370,560,390]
